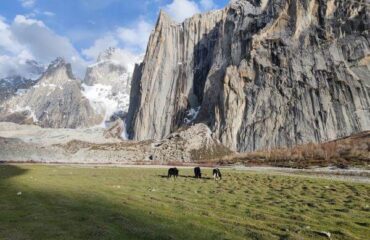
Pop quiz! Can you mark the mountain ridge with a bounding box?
[0,57,102,128]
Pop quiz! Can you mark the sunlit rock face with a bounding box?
[0,58,102,128]
[127,0,370,152]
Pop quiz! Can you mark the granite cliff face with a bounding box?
[127,0,370,152]
[0,58,102,128]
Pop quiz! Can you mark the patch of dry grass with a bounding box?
[208,131,370,168]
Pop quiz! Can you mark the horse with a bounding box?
[213,168,222,180]
[168,168,179,179]
[194,167,202,178]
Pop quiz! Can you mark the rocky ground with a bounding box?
[1,121,369,171]
[0,122,231,164]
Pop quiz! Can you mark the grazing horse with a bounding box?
[168,168,179,179]
[213,168,222,180]
[194,167,202,178]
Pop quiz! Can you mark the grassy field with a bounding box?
[0,165,369,240]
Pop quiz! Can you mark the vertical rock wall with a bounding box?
[127,0,370,152]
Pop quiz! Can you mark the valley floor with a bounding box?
[0,164,369,240]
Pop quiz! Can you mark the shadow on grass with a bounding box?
[157,175,213,180]
[0,165,223,240]
[0,164,29,181]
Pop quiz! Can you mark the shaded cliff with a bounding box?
[127,0,370,152]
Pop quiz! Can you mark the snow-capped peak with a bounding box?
[81,47,134,127]
[97,47,118,62]
[48,57,67,70]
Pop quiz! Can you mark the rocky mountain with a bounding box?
[82,48,132,124]
[127,0,370,152]
[0,76,37,104]
[0,47,134,133]
[0,60,44,103]
[0,58,102,128]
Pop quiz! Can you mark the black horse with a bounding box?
[194,167,202,178]
[213,168,222,180]
[168,168,179,179]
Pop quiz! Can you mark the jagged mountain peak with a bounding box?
[97,47,117,62]
[0,56,102,128]
[93,48,134,72]
[43,57,75,82]
[48,57,67,68]
[97,47,119,62]
[156,10,176,25]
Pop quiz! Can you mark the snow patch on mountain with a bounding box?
[81,83,126,126]
[82,47,133,127]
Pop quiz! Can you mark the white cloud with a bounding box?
[0,18,26,55]
[164,0,200,23]
[1,1,221,80]
[82,0,221,73]
[19,0,36,8]
[82,34,144,73]
[82,18,153,72]
[43,11,55,17]
[0,54,41,79]
[102,48,142,72]
[116,19,152,52]
[12,15,87,76]
[82,35,119,60]
[82,19,153,59]
[14,15,45,27]
[162,0,219,23]
[0,15,87,78]
[22,9,55,18]
[0,18,39,79]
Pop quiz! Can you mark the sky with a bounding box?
[0,0,229,78]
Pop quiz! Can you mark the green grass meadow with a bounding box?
[0,164,369,240]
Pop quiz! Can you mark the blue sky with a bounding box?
[0,0,228,77]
